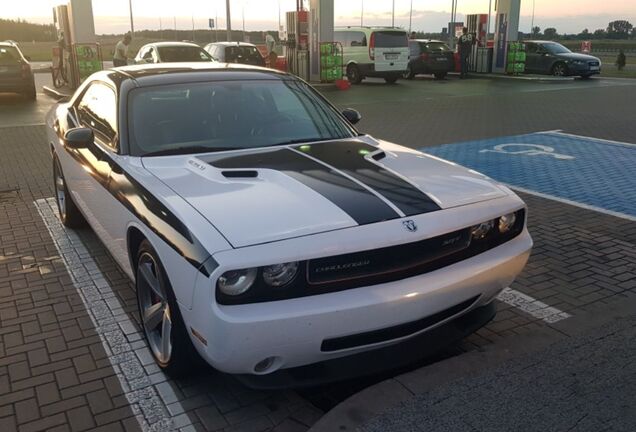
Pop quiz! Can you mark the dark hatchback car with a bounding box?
[204,42,265,67]
[0,41,36,100]
[524,41,601,78]
[404,39,454,80]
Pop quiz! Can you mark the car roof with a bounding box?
[0,41,19,48]
[335,26,406,32]
[144,41,203,48]
[207,41,257,47]
[98,62,288,87]
[411,39,447,44]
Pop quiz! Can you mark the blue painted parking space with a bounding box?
[422,132,636,219]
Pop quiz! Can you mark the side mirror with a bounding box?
[342,108,362,125]
[64,127,94,149]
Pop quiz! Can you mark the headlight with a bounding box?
[498,213,517,233]
[470,220,494,240]
[218,268,257,296]
[262,262,299,287]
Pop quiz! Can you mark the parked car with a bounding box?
[404,39,454,80]
[204,42,265,67]
[0,41,36,100]
[334,27,409,84]
[133,41,213,64]
[524,41,601,78]
[46,62,532,387]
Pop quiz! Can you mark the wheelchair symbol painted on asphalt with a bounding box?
[479,144,575,160]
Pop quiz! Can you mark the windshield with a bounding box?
[374,31,408,48]
[0,46,20,65]
[157,46,212,62]
[129,79,356,156]
[542,42,571,55]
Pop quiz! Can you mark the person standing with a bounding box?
[616,49,626,71]
[113,33,132,67]
[264,32,277,68]
[457,27,474,79]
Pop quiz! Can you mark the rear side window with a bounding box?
[225,46,262,62]
[335,31,367,47]
[373,31,408,48]
[421,42,451,53]
[0,47,20,65]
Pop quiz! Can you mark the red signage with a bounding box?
[581,41,592,53]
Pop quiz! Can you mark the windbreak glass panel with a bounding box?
[129,80,356,156]
[422,42,451,53]
[225,46,262,63]
[374,31,408,48]
[543,43,571,54]
[157,46,212,62]
[0,47,20,65]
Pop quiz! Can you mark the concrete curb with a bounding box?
[474,73,576,82]
[309,294,636,432]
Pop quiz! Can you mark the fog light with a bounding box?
[498,213,517,233]
[471,220,494,240]
[254,356,277,374]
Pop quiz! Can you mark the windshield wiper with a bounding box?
[143,146,237,157]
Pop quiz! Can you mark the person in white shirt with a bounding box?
[113,33,132,67]
[264,32,277,67]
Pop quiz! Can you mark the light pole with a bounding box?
[531,0,536,35]
[391,0,395,27]
[226,0,232,42]
[128,0,134,35]
[361,0,364,26]
[409,0,413,33]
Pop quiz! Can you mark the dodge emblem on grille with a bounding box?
[402,220,418,233]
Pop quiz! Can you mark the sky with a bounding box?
[2,0,635,35]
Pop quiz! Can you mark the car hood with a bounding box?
[142,138,509,248]
[556,52,600,62]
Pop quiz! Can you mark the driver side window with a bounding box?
[77,82,118,148]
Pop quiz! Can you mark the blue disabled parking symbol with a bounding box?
[422,132,636,220]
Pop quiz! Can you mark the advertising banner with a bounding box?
[495,14,508,68]
[74,44,102,82]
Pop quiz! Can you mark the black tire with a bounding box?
[384,75,399,84]
[53,155,85,228]
[136,240,203,377]
[580,74,593,80]
[551,62,568,77]
[403,65,415,80]
[434,72,447,80]
[25,84,36,101]
[346,64,363,84]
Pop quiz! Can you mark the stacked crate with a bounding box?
[320,42,343,83]
[506,42,526,75]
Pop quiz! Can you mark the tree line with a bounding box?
[530,20,635,40]
[0,18,57,42]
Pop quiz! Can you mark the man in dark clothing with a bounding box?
[457,27,474,78]
[616,50,626,71]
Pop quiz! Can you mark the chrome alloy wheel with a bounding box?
[54,159,66,220]
[137,252,172,364]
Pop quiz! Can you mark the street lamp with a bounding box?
[226,0,232,42]
[392,0,395,27]
[128,0,134,35]
[409,0,413,33]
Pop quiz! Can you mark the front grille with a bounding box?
[589,61,600,66]
[321,295,480,351]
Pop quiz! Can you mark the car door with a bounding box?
[524,43,539,72]
[60,82,130,267]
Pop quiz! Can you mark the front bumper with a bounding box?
[186,222,532,377]
[568,63,601,75]
[0,77,34,94]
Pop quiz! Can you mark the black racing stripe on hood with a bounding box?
[296,141,441,216]
[207,149,400,225]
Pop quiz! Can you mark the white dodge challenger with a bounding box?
[47,63,532,387]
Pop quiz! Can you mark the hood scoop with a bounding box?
[221,170,258,178]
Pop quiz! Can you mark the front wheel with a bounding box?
[346,64,363,84]
[25,83,36,101]
[384,75,399,84]
[53,156,85,227]
[551,62,568,77]
[136,240,202,377]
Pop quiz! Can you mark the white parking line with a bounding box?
[497,287,571,324]
[35,198,193,432]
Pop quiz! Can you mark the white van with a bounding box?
[334,27,410,84]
